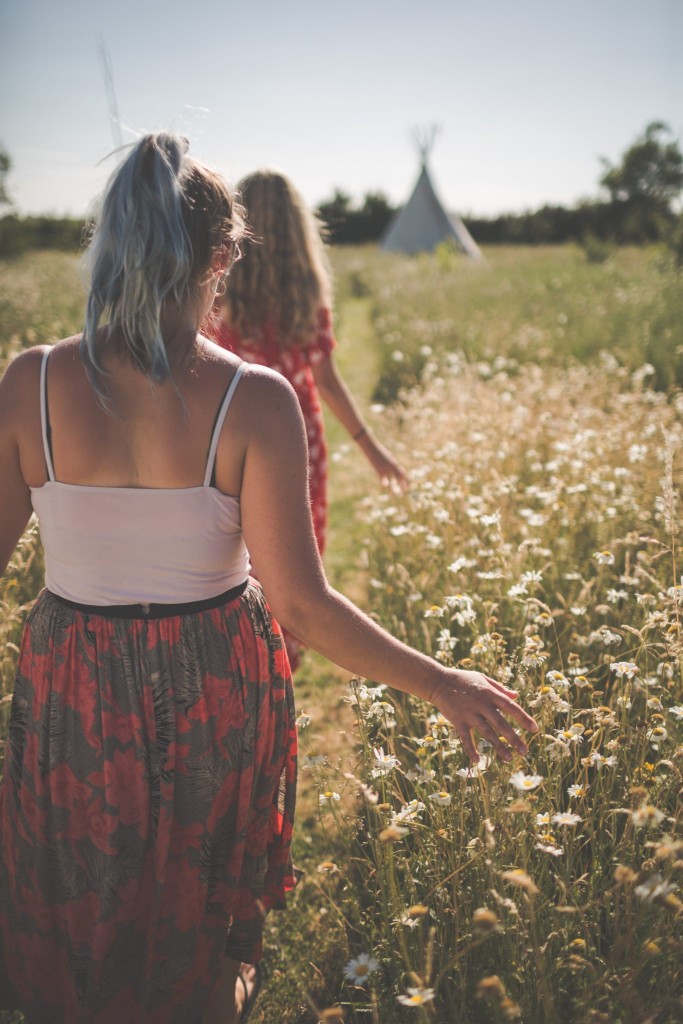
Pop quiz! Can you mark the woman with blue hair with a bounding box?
[0,132,537,1022]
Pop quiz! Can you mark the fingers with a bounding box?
[492,691,539,733]
[395,468,409,491]
[481,708,529,756]
[475,715,513,762]
[381,466,409,495]
[433,671,538,757]
[485,675,520,699]
[457,724,479,762]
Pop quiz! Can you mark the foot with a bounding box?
[236,962,261,1022]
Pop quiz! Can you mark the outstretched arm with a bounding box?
[312,353,407,492]
[238,370,537,761]
[0,355,36,577]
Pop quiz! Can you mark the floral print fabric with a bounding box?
[0,582,298,1022]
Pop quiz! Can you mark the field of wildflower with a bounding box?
[303,355,683,1024]
[0,245,681,1023]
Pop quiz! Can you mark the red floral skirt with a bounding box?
[0,581,298,1022]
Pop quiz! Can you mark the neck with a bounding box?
[159,302,201,358]
[101,300,203,376]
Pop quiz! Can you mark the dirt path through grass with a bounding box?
[250,295,391,1023]
[292,293,381,820]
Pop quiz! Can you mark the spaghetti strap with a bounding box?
[39,348,56,482]
[203,363,245,486]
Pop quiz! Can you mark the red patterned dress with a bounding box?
[213,309,336,671]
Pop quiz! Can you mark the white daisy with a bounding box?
[594,550,615,566]
[397,987,436,1007]
[635,874,676,903]
[552,811,582,827]
[344,953,379,984]
[546,670,570,688]
[428,791,452,806]
[392,800,425,824]
[535,842,564,856]
[371,746,401,777]
[456,754,491,779]
[567,783,588,799]
[630,804,665,828]
[509,771,543,792]
[610,661,639,679]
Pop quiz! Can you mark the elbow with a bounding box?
[267,579,331,643]
[311,362,337,400]
[269,596,314,639]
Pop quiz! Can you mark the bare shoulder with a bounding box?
[0,345,47,415]
[3,335,81,375]
[229,363,305,445]
[0,337,80,423]
[239,362,300,413]
[49,335,82,360]
[196,336,292,396]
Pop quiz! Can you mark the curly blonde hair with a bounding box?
[220,170,332,349]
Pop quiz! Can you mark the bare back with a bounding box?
[16,334,248,497]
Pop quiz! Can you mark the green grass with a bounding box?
[330,244,683,401]
[0,251,86,363]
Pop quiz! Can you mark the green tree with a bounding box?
[316,189,352,237]
[600,121,683,208]
[357,191,395,239]
[0,146,11,207]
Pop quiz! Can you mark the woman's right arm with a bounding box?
[0,354,36,577]
[312,353,408,491]
[237,370,538,761]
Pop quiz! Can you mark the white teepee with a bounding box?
[381,128,482,258]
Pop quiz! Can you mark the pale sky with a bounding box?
[1,0,681,218]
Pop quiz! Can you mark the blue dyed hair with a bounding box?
[81,132,243,400]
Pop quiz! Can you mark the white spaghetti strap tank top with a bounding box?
[30,349,251,605]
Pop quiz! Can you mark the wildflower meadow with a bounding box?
[303,354,683,1023]
[0,244,681,1022]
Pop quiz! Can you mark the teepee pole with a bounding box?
[412,124,440,166]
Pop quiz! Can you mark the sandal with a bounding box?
[237,961,263,1023]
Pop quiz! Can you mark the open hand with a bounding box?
[428,668,538,762]
[365,441,408,493]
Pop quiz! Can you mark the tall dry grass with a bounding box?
[303,355,683,1022]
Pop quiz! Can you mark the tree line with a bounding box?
[317,123,683,249]
[1,122,681,257]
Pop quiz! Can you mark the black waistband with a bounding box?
[47,580,249,620]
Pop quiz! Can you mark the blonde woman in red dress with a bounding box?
[211,171,407,671]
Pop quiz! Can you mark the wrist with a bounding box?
[419,664,450,706]
[426,675,443,706]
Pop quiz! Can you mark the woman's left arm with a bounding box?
[0,357,35,577]
[312,352,408,491]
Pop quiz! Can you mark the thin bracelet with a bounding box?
[352,426,367,442]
